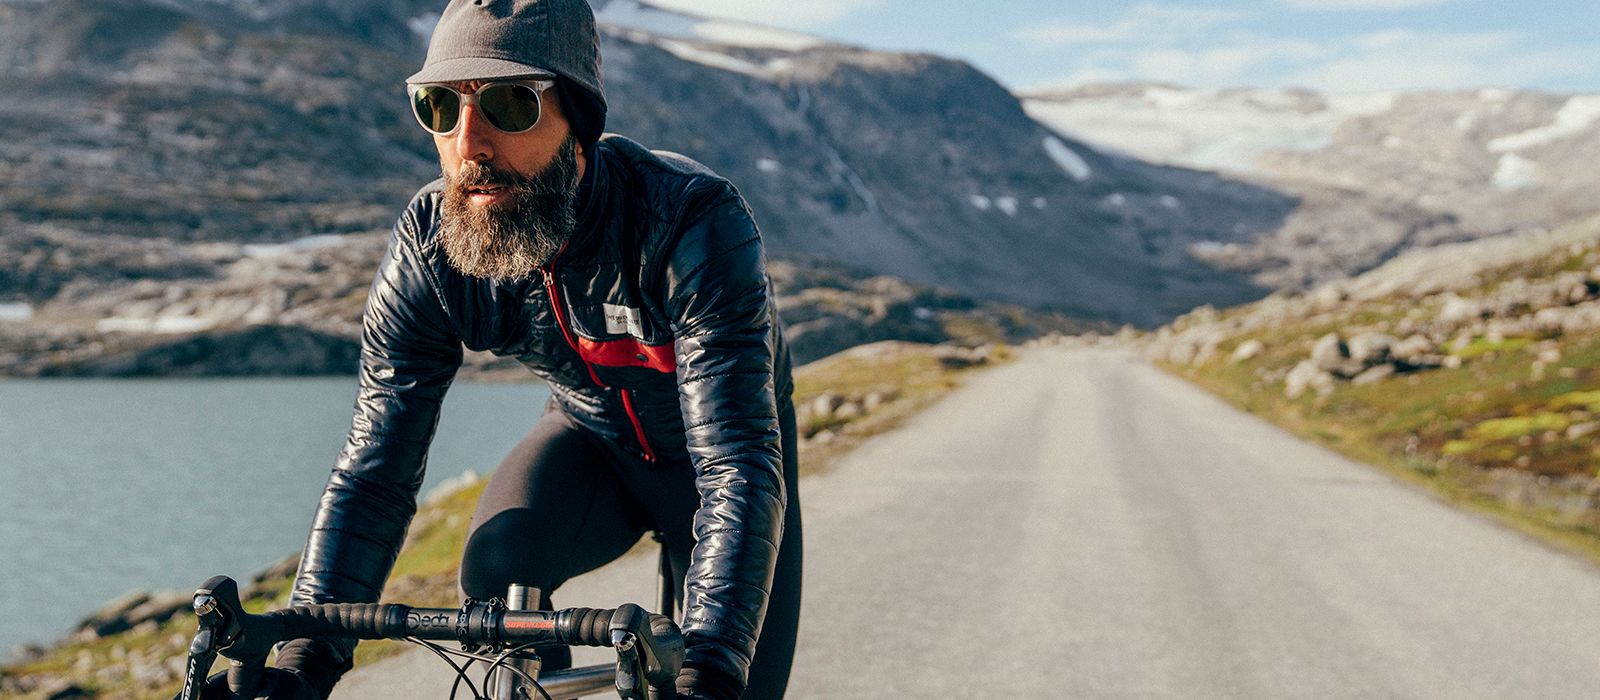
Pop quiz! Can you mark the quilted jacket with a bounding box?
[288,134,794,687]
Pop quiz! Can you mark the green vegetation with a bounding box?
[1158,228,1600,565]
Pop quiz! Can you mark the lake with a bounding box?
[0,377,552,659]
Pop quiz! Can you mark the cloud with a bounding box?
[1292,29,1600,91]
[1283,0,1458,9]
[1023,19,1600,94]
[1018,5,1250,47]
[644,0,887,28]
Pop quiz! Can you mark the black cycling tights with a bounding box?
[459,403,802,700]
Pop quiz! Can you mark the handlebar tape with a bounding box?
[270,603,410,640]
[552,607,614,647]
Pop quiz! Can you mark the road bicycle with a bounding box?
[175,574,683,700]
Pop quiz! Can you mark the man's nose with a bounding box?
[454,103,495,163]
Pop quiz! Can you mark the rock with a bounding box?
[1443,355,1464,369]
[1568,422,1600,441]
[863,389,898,412]
[1351,364,1396,386]
[810,392,843,420]
[1310,333,1346,372]
[833,401,864,421]
[1391,334,1436,361]
[1438,295,1482,324]
[77,590,152,637]
[1230,339,1265,363]
[127,592,190,625]
[1285,360,1335,399]
[1345,332,1395,367]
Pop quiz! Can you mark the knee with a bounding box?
[459,509,559,599]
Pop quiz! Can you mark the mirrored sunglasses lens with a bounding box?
[413,86,460,134]
[479,84,542,133]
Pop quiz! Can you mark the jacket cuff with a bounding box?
[275,638,354,699]
[676,662,744,700]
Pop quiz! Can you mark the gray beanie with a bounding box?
[408,0,607,148]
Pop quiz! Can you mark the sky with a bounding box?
[647,0,1600,94]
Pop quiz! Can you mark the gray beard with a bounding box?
[438,135,581,281]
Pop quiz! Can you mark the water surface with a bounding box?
[0,377,551,657]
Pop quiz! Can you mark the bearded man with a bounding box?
[271,1,802,698]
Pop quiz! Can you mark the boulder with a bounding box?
[1285,360,1335,399]
[1231,339,1265,363]
[1438,295,1482,324]
[1568,422,1600,441]
[1345,332,1395,367]
[1391,334,1436,362]
[1310,333,1346,372]
[1352,364,1397,386]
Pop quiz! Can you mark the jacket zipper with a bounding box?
[542,264,658,463]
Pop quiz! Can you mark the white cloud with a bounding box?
[1024,21,1600,94]
[1291,29,1600,92]
[1127,37,1326,86]
[645,0,886,28]
[1018,5,1249,47]
[1284,0,1457,9]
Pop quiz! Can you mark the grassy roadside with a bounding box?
[1154,310,1600,566]
[0,341,1007,699]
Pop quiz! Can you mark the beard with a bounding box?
[438,135,581,281]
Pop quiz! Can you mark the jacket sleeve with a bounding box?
[664,183,787,688]
[290,206,463,613]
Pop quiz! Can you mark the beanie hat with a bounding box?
[407,0,607,148]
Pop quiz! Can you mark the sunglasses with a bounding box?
[408,78,557,136]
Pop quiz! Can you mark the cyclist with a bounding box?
[265,1,801,699]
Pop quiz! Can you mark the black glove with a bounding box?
[675,664,743,700]
[177,667,320,700]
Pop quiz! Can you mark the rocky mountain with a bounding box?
[1023,83,1600,290]
[0,0,1307,377]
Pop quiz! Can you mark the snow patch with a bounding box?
[654,39,765,76]
[0,302,33,323]
[1042,137,1092,182]
[1025,88,1396,175]
[1454,111,1479,132]
[1104,193,1127,208]
[756,158,782,173]
[1488,96,1600,153]
[595,0,821,51]
[1190,241,1232,256]
[969,195,992,211]
[1382,135,1406,149]
[1492,153,1538,190]
[241,235,347,258]
[995,196,1019,217]
[1159,195,1181,209]
[97,316,217,335]
[1032,197,1048,210]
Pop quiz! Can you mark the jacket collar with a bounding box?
[551,138,611,264]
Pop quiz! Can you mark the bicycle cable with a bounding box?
[404,637,554,700]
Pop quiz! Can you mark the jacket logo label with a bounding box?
[603,303,645,338]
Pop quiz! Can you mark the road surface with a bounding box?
[337,347,1600,698]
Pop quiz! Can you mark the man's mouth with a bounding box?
[466,184,508,205]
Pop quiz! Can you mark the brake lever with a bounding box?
[189,576,279,700]
[179,624,219,700]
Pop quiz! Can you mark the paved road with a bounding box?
[338,347,1600,698]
